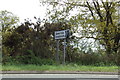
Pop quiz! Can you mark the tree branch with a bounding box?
[93,1,103,22]
[101,0,107,10]
[86,2,95,20]
[76,36,104,40]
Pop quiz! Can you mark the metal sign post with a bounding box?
[56,40,59,64]
[54,29,70,65]
[63,39,66,65]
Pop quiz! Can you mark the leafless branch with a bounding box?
[86,2,95,20]
[76,36,104,40]
[93,1,103,22]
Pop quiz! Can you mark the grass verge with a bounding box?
[2,64,118,72]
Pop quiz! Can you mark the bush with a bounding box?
[2,48,117,66]
[3,55,55,65]
[67,53,117,66]
[2,50,55,65]
[2,56,20,65]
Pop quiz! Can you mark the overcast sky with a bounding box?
[0,0,46,22]
[0,0,118,23]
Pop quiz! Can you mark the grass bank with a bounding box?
[2,64,118,72]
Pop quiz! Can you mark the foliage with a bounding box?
[2,1,120,66]
[2,16,73,64]
[42,0,120,55]
[0,10,19,32]
[1,10,20,61]
[3,55,55,65]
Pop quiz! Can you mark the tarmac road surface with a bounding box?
[1,78,119,80]
[1,74,120,80]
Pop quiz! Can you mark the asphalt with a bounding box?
[1,71,119,80]
[1,78,119,80]
[1,71,119,75]
[1,74,119,80]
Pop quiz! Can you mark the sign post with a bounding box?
[56,40,59,64]
[63,39,66,65]
[54,29,70,65]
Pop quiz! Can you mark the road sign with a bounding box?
[54,30,66,40]
[54,29,70,65]
[54,30,70,40]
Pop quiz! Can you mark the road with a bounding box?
[1,74,119,80]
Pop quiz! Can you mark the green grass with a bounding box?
[2,64,118,72]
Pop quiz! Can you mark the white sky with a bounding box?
[0,0,46,22]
